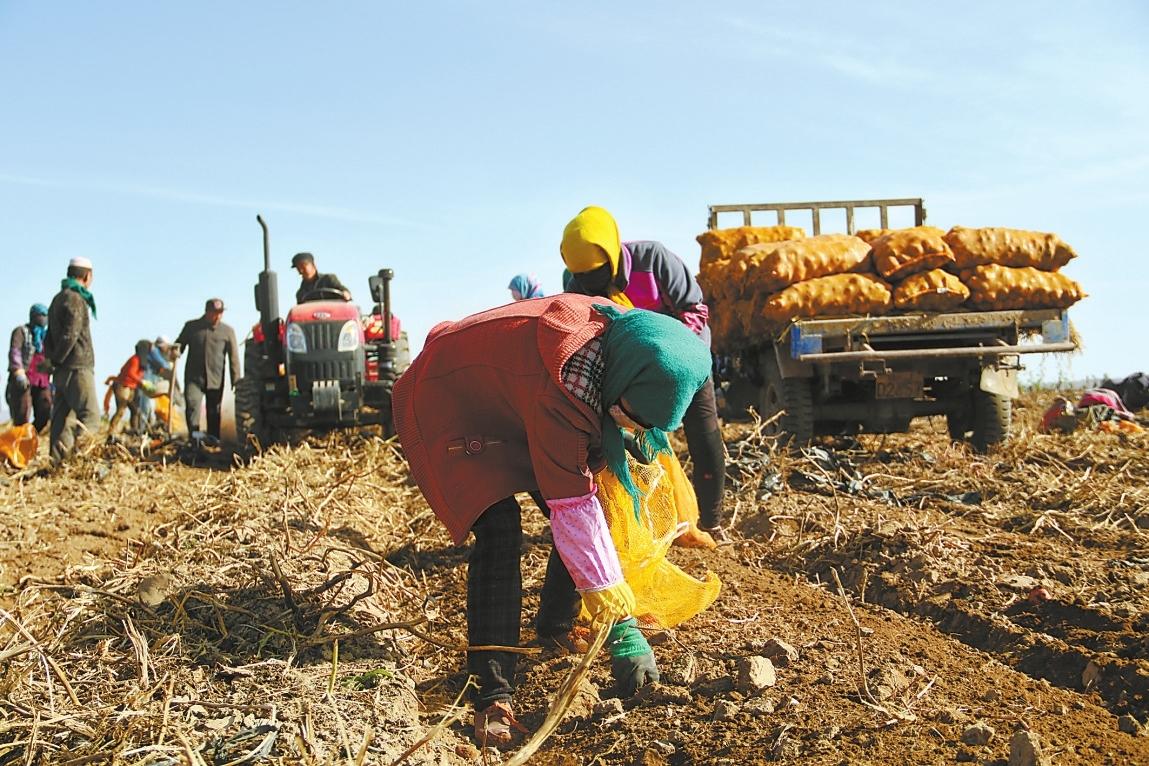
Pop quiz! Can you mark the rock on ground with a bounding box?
[735,656,777,692]
[1009,729,1051,766]
[962,721,996,746]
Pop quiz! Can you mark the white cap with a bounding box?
[155,335,171,346]
[68,256,93,269]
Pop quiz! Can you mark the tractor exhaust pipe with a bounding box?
[254,214,280,331]
[379,268,394,344]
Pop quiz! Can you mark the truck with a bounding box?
[708,198,1078,451]
[234,215,410,448]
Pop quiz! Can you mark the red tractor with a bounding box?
[234,215,410,448]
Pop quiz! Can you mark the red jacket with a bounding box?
[115,355,146,389]
[393,294,612,544]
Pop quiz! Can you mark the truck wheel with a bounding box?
[971,389,1011,452]
[234,375,268,452]
[759,353,814,447]
[946,403,972,441]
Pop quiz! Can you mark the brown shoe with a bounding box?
[474,700,527,748]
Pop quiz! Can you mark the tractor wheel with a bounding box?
[394,332,411,375]
[971,389,1011,453]
[759,352,814,448]
[234,375,268,453]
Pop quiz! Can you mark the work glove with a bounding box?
[607,617,659,696]
[579,580,637,629]
[12,370,29,390]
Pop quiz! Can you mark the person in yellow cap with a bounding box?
[561,206,728,540]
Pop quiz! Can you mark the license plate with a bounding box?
[876,372,921,399]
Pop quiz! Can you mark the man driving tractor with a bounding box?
[291,252,352,303]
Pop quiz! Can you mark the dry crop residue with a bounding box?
[1,393,1147,765]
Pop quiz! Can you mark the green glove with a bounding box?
[607,618,659,696]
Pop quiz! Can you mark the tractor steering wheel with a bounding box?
[300,287,349,303]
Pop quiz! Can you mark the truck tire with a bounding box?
[234,375,268,452]
[971,389,1011,452]
[759,352,814,447]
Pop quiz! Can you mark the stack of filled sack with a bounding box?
[697,224,1085,351]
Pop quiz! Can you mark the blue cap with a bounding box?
[30,303,48,317]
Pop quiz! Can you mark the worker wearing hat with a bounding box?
[393,294,712,746]
[175,298,240,439]
[291,252,351,304]
[6,303,53,432]
[43,257,100,461]
[561,206,728,543]
[134,335,176,432]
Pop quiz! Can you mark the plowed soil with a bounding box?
[1,394,1147,765]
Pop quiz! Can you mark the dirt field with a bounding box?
[1,394,1147,765]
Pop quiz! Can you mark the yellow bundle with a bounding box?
[854,228,891,245]
[737,234,873,294]
[760,273,892,328]
[696,225,806,269]
[595,455,722,629]
[945,226,1077,271]
[893,269,970,312]
[960,264,1086,311]
[872,226,955,281]
[0,424,38,469]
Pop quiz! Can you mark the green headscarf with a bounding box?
[595,304,712,517]
[62,277,97,319]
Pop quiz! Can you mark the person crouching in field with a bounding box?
[106,340,159,438]
[392,293,711,747]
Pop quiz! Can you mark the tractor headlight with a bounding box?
[285,322,307,354]
[337,320,360,352]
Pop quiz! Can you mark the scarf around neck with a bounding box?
[62,278,97,318]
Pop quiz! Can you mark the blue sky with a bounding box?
[2,1,1147,402]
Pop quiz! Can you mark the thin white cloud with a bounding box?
[0,172,429,228]
[719,16,935,85]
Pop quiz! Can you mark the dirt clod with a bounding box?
[1009,729,1051,766]
[712,699,741,721]
[662,653,697,686]
[1118,714,1146,736]
[736,656,777,692]
[759,637,799,666]
[962,720,997,746]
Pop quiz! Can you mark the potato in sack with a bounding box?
[696,225,806,269]
[960,264,1085,310]
[760,273,892,328]
[945,226,1077,271]
[739,234,872,294]
[892,269,970,312]
[872,226,955,281]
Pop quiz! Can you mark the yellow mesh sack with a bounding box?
[738,234,873,293]
[0,424,38,469]
[945,226,1077,271]
[594,455,722,629]
[657,451,717,549]
[872,226,955,281]
[960,264,1086,310]
[892,268,970,312]
[696,226,806,270]
[760,273,892,329]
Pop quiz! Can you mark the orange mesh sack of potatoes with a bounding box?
[945,226,1077,271]
[854,228,890,245]
[960,264,1085,310]
[759,273,892,328]
[739,234,872,293]
[892,269,970,312]
[871,226,955,281]
[696,225,806,269]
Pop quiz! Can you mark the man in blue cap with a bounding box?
[7,303,53,431]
